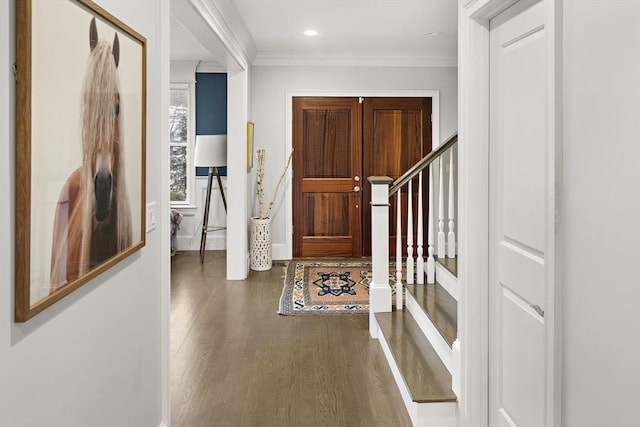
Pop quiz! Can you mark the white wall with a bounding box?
[174,176,228,251]
[563,2,640,425]
[250,65,458,259]
[0,1,169,426]
[227,68,251,279]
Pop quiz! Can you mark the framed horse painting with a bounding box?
[15,0,146,321]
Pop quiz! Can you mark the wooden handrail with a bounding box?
[389,132,458,196]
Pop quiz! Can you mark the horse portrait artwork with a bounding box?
[49,17,133,291]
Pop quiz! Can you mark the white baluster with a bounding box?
[396,191,403,310]
[447,149,456,258]
[416,171,424,284]
[427,165,435,284]
[438,157,446,258]
[406,179,414,285]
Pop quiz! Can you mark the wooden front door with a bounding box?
[362,97,432,256]
[293,97,362,257]
[293,96,431,257]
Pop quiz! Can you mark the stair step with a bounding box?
[375,311,456,404]
[405,283,457,348]
[436,257,457,277]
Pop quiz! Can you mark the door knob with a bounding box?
[353,186,361,192]
[354,176,360,182]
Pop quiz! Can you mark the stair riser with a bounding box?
[376,317,457,427]
[434,262,459,301]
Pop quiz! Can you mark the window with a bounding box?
[169,84,193,204]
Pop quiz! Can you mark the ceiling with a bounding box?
[170,0,458,67]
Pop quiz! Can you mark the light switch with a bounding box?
[146,201,157,233]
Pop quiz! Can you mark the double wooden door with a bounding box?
[293,96,432,257]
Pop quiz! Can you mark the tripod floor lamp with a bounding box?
[194,134,227,263]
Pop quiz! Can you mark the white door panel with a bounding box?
[501,288,545,427]
[495,0,545,43]
[501,28,546,254]
[489,1,550,426]
[498,241,544,308]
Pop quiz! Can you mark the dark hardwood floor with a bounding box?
[171,251,412,427]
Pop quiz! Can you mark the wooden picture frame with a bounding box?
[15,0,147,321]
[247,122,253,170]
[247,121,255,170]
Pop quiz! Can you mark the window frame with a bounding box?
[169,82,196,206]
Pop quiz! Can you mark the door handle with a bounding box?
[353,186,361,192]
[354,176,360,182]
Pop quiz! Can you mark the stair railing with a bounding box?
[369,133,457,333]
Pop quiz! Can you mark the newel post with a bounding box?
[368,176,393,338]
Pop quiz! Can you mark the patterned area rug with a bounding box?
[278,260,400,315]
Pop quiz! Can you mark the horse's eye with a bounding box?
[115,101,120,117]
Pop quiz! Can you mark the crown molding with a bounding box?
[207,0,256,61]
[196,61,227,73]
[170,60,199,82]
[252,53,458,68]
[464,0,520,19]
[186,0,255,70]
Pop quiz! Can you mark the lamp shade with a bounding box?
[194,134,227,167]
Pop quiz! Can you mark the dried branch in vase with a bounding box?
[256,148,266,218]
[254,147,294,219]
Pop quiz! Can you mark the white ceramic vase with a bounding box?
[250,217,272,271]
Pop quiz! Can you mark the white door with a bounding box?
[489,1,554,426]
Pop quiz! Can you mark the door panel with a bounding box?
[490,1,548,426]
[500,288,545,427]
[303,193,351,236]
[363,97,432,256]
[302,109,352,177]
[293,97,362,257]
[499,241,544,309]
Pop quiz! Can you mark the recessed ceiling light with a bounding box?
[304,29,318,36]
[424,31,441,37]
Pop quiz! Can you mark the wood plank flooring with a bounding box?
[171,251,412,427]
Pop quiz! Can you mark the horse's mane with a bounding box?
[79,38,131,272]
[80,39,120,158]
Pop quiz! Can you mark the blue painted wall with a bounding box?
[195,73,227,176]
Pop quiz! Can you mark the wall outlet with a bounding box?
[146,202,157,233]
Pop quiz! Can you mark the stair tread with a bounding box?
[405,283,457,347]
[436,257,457,277]
[376,311,457,403]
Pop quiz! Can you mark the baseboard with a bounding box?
[178,240,284,257]
[451,339,461,398]
[176,234,226,251]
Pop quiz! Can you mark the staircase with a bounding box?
[369,133,459,427]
